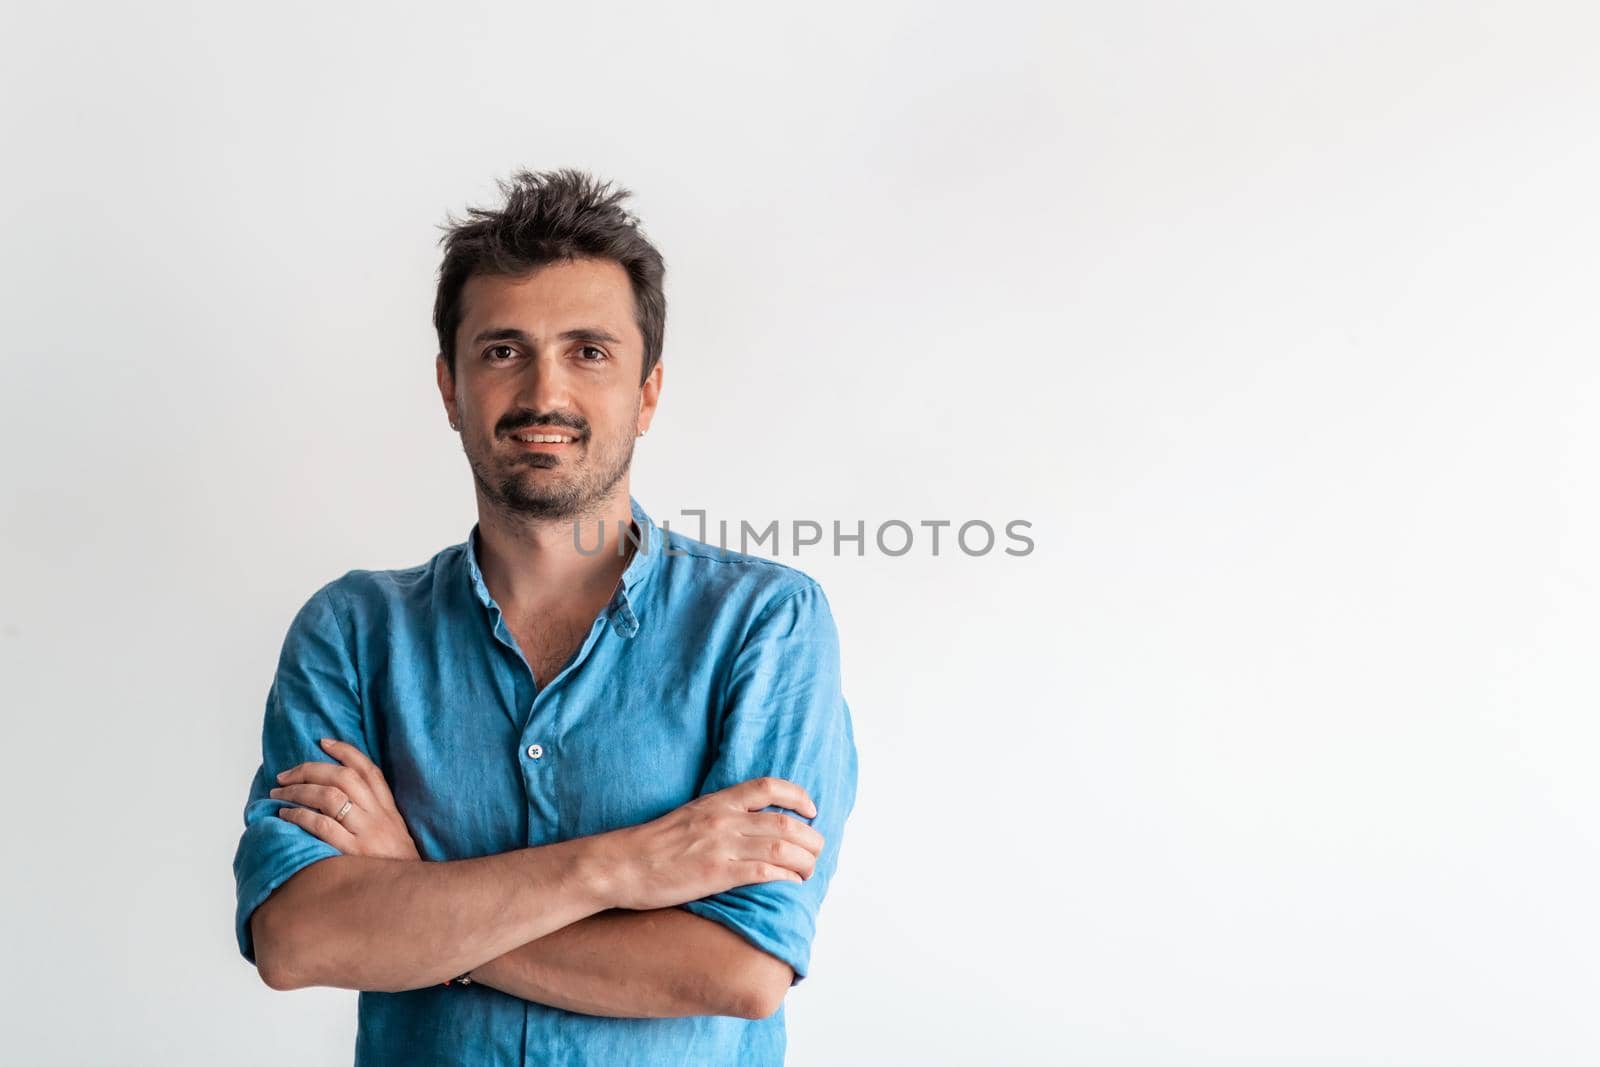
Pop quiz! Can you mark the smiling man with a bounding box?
[230,168,860,1066]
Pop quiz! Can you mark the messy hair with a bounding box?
[433,168,667,384]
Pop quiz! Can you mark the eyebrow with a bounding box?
[470,326,623,347]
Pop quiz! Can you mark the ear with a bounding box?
[638,360,664,435]
[436,353,459,429]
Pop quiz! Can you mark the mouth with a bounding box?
[508,429,582,452]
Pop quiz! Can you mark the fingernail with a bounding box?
[319,738,333,748]
[268,787,280,797]
[275,770,287,781]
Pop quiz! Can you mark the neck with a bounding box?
[473,485,638,615]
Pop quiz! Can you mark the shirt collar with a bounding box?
[462,495,659,638]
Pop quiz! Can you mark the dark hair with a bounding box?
[433,168,667,384]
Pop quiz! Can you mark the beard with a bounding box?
[466,428,635,521]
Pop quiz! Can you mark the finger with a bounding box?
[734,858,806,886]
[270,783,355,823]
[735,836,817,879]
[318,738,398,809]
[277,802,359,852]
[730,776,817,819]
[277,760,377,809]
[728,776,815,817]
[742,811,826,856]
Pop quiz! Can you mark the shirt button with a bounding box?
[525,743,544,760]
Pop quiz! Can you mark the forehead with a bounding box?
[457,257,639,348]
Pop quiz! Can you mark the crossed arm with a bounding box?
[254,739,795,1019]
[460,902,791,1018]
[242,581,852,1020]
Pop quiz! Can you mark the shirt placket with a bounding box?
[480,582,634,836]
[505,586,630,1067]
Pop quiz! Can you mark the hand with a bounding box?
[598,776,825,911]
[270,737,422,861]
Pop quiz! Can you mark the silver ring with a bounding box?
[334,800,353,823]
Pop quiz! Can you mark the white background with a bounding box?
[3,2,1597,1064]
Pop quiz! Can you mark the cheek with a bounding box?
[586,397,638,439]
[468,397,515,438]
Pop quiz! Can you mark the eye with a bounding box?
[576,345,610,363]
[484,344,520,363]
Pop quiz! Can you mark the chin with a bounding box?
[504,480,589,515]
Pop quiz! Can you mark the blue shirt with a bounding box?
[232,495,859,1066]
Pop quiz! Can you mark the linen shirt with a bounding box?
[231,495,859,1066]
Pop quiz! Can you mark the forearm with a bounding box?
[253,837,609,993]
[466,907,764,1019]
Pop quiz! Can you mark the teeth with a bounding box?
[515,434,574,443]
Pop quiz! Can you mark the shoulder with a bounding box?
[647,525,841,654]
[294,540,463,628]
[655,524,828,615]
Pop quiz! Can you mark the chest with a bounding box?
[371,612,721,860]
[366,588,732,863]
[506,613,595,688]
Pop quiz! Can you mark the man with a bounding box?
[231,168,860,1066]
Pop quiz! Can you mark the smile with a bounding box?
[512,433,577,443]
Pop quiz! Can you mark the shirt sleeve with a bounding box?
[231,580,365,966]
[677,580,860,986]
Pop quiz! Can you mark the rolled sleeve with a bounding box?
[232,580,366,966]
[678,581,860,986]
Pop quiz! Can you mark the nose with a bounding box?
[514,350,576,417]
